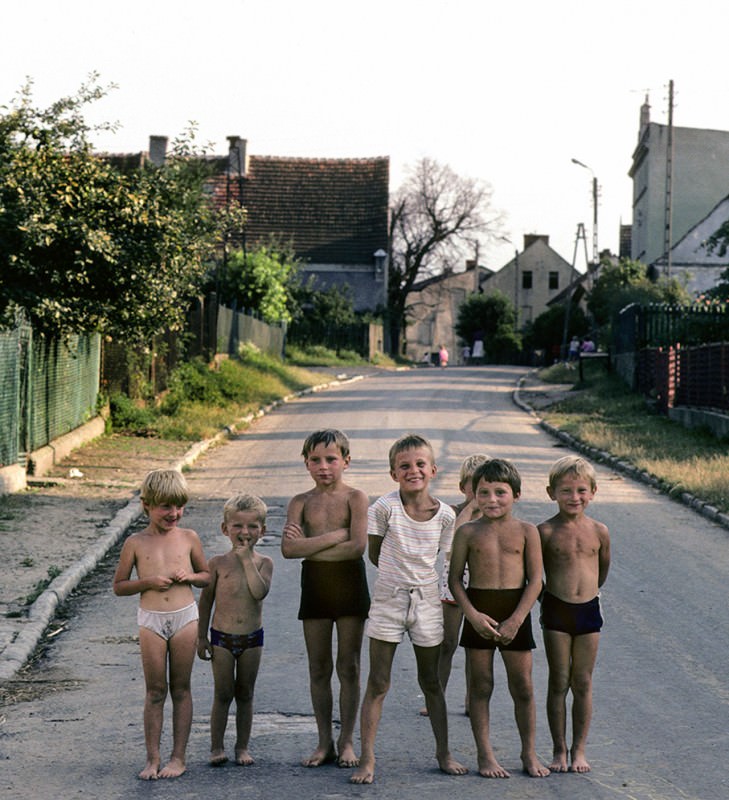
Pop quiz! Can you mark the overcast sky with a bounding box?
[3,0,728,271]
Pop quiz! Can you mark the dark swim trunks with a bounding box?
[459,587,536,651]
[210,627,264,657]
[540,591,603,635]
[297,558,371,621]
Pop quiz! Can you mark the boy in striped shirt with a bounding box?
[351,434,467,784]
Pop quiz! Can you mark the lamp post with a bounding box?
[571,158,598,265]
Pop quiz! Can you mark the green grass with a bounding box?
[110,343,372,441]
[537,362,729,513]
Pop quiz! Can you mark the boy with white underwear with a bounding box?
[113,469,209,780]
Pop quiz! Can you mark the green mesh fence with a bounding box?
[0,321,100,467]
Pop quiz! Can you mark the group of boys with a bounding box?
[113,429,610,784]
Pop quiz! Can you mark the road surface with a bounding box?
[1,366,727,799]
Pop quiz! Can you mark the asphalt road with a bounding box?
[1,366,728,800]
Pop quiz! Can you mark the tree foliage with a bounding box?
[587,258,690,328]
[522,303,589,356]
[455,291,520,362]
[0,77,237,344]
[219,240,299,324]
[389,158,503,353]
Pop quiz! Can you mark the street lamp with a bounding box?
[571,158,599,265]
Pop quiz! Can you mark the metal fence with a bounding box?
[615,302,729,353]
[0,317,100,468]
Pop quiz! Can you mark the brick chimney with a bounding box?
[149,135,168,166]
[523,234,549,250]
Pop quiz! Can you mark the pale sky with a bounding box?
[3,0,729,271]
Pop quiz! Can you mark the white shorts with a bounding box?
[137,601,198,640]
[440,561,469,604]
[365,582,443,648]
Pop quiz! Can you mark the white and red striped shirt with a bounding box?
[368,490,455,590]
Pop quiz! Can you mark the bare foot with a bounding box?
[158,757,186,779]
[477,757,510,778]
[438,753,468,775]
[337,742,359,768]
[549,750,569,773]
[570,750,591,773]
[235,748,255,766]
[209,750,228,767]
[350,757,375,784]
[522,754,550,777]
[419,706,429,716]
[301,744,336,767]
[138,760,160,780]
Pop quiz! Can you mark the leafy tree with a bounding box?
[701,267,729,303]
[522,304,588,357]
[0,76,237,344]
[389,158,503,354]
[587,258,690,330]
[219,240,299,324]
[455,291,520,362]
[287,282,360,353]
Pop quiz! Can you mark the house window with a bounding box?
[522,271,533,290]
[549,271,559,290]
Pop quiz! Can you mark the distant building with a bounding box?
[108,136,390,312]
[479,234,575,329]
[628,96,729,292]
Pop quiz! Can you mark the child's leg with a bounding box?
[440,604,467,708]
[501,650,549,778]
[350,638,397,785]
[413,643,467,776]
[302,618,337,766]
[233,646,263,765]
[543,629,572,772]
[209,646,237,764]
[567,632,600,773]
[160,621,197,778]
[138,627,170,780]
[467,648,508,778]
[334,616,365,767]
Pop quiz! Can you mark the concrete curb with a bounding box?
[513,370,729,534]
[0,373,366,683]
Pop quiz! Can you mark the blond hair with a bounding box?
[223,493,267,524]
[140,469,188,508]
[388,433,434,470]
[548,455,597,491]
[458,453,491,490]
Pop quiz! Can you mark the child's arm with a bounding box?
[281,495,347,559]
[497,524,544,645]
[448,526,500,640]
[170,531,210,588]
[112,537,174,596]
[302,489,369,561]
[238,546,273,601]
[197,559,218,661]
[598,523,611,587]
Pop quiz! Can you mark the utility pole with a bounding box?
[571,158,599,265]
[663,79,675,278]
[560,223,589,360]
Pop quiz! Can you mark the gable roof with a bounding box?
[208,155,389,265]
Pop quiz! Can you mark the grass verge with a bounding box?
[537,361,729,514]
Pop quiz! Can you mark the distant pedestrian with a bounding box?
[351,433,467,784]
[461,344,471,365]
[282,429,370,769]
[439,345,449,368]
[580,336,595,353]
[112,469,209,780]
[538,456,610,774]
[197,494,273,767]
[568,336,580,362]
